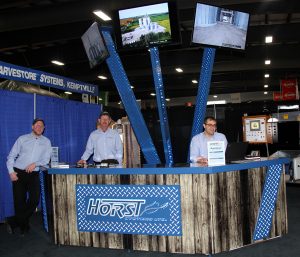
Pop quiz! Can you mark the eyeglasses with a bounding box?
[34,124,44,128]
[205,123,217,128]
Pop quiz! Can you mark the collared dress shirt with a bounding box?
[81,128,123,164]
[7,133,52,174]
[190,132,228,163]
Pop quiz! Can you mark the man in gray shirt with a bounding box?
[190,116,227,165]
[78,112,123,165]
[6,118,52,236]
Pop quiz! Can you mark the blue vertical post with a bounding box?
[149,47,173,165]
[188,48,216,161]
[191,48,216,138]
[39,170,48,232]
[101,30,161,164]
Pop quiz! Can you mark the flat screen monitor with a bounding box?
[114,2,180,49]
[225,142,249,163]
[81,22,109,68]
[192,3,250,50]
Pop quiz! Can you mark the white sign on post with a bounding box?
[51,147,59,167]
[207,141,225,166]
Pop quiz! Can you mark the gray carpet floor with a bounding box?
[0,184,299,257]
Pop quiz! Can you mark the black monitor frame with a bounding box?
[113,1,181,51]
[81,22,110,68]
[191,2,250,51]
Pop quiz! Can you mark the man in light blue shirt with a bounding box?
[78,112,123,165]
[6,118,52,235]
[190,116,227,165]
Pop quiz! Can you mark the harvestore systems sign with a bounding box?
[0,61,98,95]
[76,184,182,236]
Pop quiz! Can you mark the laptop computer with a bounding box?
[225,142,249,163]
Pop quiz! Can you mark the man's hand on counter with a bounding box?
[196,157,208,166]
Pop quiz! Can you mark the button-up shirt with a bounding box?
[7,133,52,173]
[190,132,228,162]
[81,128,123,164]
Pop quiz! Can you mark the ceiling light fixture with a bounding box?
[93,10,111,21]
[265,36,273,43]
[99,97,103,101]
[175,68,183,72]
[150,93,156,96]
[278,105,299,110]
[265,59,271,65]
[264,73,270,78]
[98,75,107,80]
[207,100,226,105]
[131,86,134,89]
[192,80,198,84]
[51,60,65,66]
[166,98,171,102]
[264,91,268,95]
[264,84,269,88]
[213,95,218,98]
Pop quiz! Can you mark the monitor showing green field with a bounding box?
[118,3,172,48]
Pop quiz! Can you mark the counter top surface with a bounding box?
[48,157,290,175]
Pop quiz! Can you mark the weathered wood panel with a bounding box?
[130,174,149,251]
[166,174,182,253]
[52,173,124,249]
[76,174,91,247]
[155,174,167,252]
[88,175,100,247]
[179,174,195,254]
[66,174,79,246]
[147,174,159,252]
[194,174,211,253]
[51,174,58,244]
[53,174,69,245]
[104,174,123,249]
[96,174,107,248]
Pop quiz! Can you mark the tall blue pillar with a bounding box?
[149,47,173,165]
[102,31,161,164]
[188,48,216,161]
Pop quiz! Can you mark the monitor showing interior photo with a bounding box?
[192,3,250,50]
[116,2,178,49]
[81,22,109,68]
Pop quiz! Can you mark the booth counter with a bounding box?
[48,158,289,255]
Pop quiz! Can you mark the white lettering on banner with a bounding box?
[86,199,146,219]
[0,65,37,80]
[283,82,295,87]
[40,74,64,87]
[67,81,95,93]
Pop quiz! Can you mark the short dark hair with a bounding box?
[99,111,111,119]
[32,118,45,126]
[204,116,216,124]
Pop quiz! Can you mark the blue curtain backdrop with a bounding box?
[36,95,101,164]
[0,90,34,221]
[0,90,101,221]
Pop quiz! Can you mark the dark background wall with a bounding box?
[105,100,300,163]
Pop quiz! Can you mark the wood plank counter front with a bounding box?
[48,158,289,255]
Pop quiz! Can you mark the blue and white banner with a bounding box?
[0,61,98,95]
[76,184,182,236]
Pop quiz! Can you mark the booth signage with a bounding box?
[281,79,298,101]
[0,61,98,95]
[76,184,182,236]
